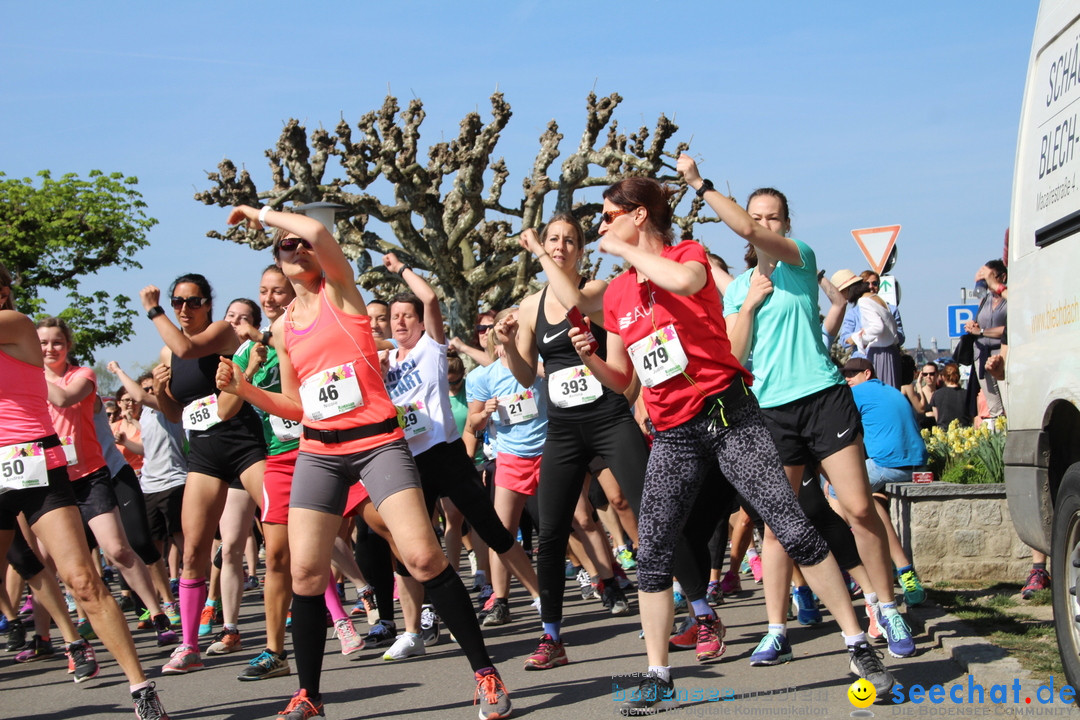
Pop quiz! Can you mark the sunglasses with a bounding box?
[600,207,633,225]
[141,386,154,393]
[171,296,210,310]
[841,370,862,378]
[476,324,494,332]
[278,237,312,253]
[922,371,937,376]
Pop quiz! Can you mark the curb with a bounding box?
[907,600,1035,688]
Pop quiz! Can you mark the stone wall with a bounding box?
[887,482,1032,584]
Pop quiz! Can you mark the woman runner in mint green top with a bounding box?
[679,154,916,665]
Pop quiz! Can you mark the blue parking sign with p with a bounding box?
[948,305,978,337]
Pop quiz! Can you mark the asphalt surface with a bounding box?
[0,568,1051,719]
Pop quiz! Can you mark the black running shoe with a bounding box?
[68,639,99,683]
[132,681,170,720]
[5,617,26,652]
[619,671,678,715]
[849,641,895,696]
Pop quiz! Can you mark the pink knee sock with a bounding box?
[179,578,207,650]
[324,575,347,623]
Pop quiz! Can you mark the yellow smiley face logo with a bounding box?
[848,678,876,708]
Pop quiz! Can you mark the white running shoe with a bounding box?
[381,632,425,661]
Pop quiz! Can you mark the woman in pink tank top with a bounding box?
[0,265,170,718]
[37,317,175,646]
[215,206,512,720]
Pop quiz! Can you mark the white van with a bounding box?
[1005,0,1080,693]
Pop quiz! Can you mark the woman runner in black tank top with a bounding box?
[141,272,266,673]
[499,215,648,670]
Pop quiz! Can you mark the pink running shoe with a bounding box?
[865,602,883,641]
[749,555,763,584]
[334,618,364,656]
[694,614,726,663]
[162,644,204,674]
[720,569,742,594]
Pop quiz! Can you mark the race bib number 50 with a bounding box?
[0,442,49,490]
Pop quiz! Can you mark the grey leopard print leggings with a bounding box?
[636,393,830,593]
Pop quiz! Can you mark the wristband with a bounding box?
[397,266,412,277]
[258,206,272,228]
[260,330,273,346]
[696,179,715,198]
[146,306,165,320]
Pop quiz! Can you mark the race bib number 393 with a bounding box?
[300,363,364,421]
[627,325,689,388]
[0,442,49,490]
[548,365,602,408]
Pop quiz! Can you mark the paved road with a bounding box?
[0,572,1046,719]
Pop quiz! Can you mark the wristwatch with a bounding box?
[696,179,715,198]
[146,306,166,320]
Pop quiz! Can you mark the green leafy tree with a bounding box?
[0,170,158,363]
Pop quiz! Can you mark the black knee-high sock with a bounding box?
[354,524,395,624]
[423,565,492,673]
[291,593,327,700]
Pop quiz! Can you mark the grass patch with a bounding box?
[1028,588,1053,606]
[926,583,1063,684]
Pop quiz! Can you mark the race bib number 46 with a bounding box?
[300,363,364,421]
[0,442,49,490]
[627,325,689,388]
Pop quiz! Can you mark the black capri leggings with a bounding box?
[111,465,162,566]
[534,413,649,624]
[637,389,830,594]
[395,439,515,576]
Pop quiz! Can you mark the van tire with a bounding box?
[1052,462,1080,702]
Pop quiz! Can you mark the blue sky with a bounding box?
[2,1,1037,370]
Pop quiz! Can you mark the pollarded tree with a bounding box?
[0,170,158,364]
[195,91,716,338]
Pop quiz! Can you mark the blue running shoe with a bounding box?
[672,590,687,611]
[877,608,915,658]
[749,632,793,666]
[791,586,822,626]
